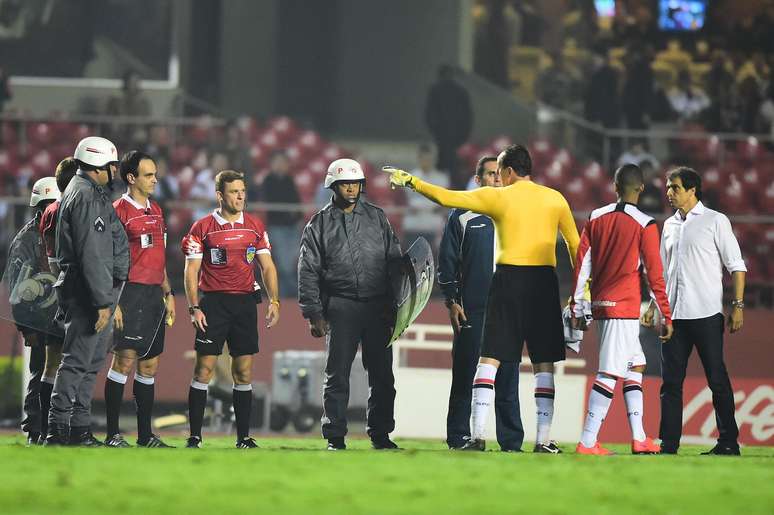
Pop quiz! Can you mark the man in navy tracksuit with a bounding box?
[438,156,524,451]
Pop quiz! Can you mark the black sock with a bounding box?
[134,376,155,442]
[104,374,127,438]
[232,387,252,441]
[188,383,208,438]
[39,381,54,438]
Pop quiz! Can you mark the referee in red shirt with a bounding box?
[103,151,175,448]
[182,170,280,449]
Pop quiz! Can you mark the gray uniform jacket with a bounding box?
[54,171,129,310]
[6,214,45,335]
[298,198,402,320]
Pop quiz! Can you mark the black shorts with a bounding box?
[481,265,565,364]
[195,292,258,357]
[114,282,166,360]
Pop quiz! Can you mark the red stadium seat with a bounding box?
[456,142,480,170]
[27,123,52,147]
[581,161,607,189]
[297,130,324,153]
[171,144,196,168]
[307,158,327,178]
[563,177,595,211]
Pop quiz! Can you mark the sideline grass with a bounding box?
[1,435,772,515]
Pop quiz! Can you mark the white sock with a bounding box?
[107,369,128,384]
[623,371,646,441]
[470,363,497,440]
[580,374,617,448]
[534,372,555,445]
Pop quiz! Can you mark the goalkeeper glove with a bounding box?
[382,166,415,189]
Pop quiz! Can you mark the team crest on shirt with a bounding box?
[246,245,256,264]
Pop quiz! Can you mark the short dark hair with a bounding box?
[119,150,156,184]
[667,166,703,200]
[475,155,498,178]
[215,169,245,194]
[614,163,644,193]
[55,157,78,193]
[500,144,532,177]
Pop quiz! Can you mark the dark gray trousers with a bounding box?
[21,340,45,435]
[49,301,113,428]
[321,296,396,439]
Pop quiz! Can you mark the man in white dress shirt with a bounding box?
[644,166,746,455]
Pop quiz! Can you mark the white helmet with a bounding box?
[73,136,119,168]
[324,158,365,188]
[29,177,60,207]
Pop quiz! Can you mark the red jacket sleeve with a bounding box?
[640,223,672,324]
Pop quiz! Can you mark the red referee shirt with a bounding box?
[113,193,167,285]
[181,209,271,294]
[571,202,672,323]
[39,200,59,263]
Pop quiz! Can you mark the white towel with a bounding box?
[563,302,592,354]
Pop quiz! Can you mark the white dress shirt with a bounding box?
[660,201,746,320]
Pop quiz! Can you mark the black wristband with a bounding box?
[188,305,201,315]
[165,289,174,297]
[444,298,458,309]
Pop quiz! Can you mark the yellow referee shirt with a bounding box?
[413,179,580,268]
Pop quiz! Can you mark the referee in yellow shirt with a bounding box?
[388,144,579,452]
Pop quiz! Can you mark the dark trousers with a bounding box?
[660,313,739,448]
[321,296,396,439]
[21,340,45,435]
[447,310,524,450]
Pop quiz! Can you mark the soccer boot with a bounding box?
[632,437,660,455]
[43,424,69,446]
[701,443,741,456]
[236,437,259,449]
[70,428,105,447]
[104,433,131,448]
[371,434,400,450]
[575,442,615,455]
[534,441,563,454]
[137,434,174,448]
[186,436,202,448]
[26,432,40,446]
[457,438,486,451]
[327,437,346,451]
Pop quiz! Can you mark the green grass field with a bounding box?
[1,435,772,515]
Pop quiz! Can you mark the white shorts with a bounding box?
[597,319,646,378]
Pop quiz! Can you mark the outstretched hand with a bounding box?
[382,166,415,189]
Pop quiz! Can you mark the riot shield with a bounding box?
[387,237,435,345]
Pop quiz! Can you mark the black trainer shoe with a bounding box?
[533,441,562,454]
[43,424,69,447]
[236,437,259,449]
[70,428,104,447]
[457,438,486,451]
[26,432,40,446]
[186,436,202,448]
[137,434,174,448]
[371,435,400,450]
[701,443,741,456]
[104,434,131,448]
[327,437,346,451]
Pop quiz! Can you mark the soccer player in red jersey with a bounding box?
[181,169,280,449]
[103,151,175,448]
[570,164,673,455]
[37,157,78,442]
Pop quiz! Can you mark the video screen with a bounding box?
[658,0,707,31]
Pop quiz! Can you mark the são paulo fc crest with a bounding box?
[246,245,256,263]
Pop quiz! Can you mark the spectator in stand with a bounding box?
[190,152,229,219]
[758,84,774,143]
[402,144,449,251]
[705,51,738,133]
[584,51,620,160]
[738,75,763,134]
[151,157,179,209]
[425,65,473,184]
[106,71,152,147]
[0,67,11,113]
[668,69,711,123]
[536,51,578,111]
[637,159,665,216]
[220,121,253,181]
[260,150,302,298]
[621,44,654,131]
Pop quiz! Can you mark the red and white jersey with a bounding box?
[571,202,671,323]
[39,200,59,263]
[113,194,167,285]
[181,209,271,294]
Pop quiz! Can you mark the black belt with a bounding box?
[328,292,388,303]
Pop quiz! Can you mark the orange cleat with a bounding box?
[575,442,615,455]
[632,437,661,455]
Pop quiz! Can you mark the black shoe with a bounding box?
[659,442,679,455]
[43,424,69,446]
[327,437,346,451]
[70,428,104,447]
[186,436,202,448]
[104,433,131,448]
[533,441,562,454]
[236,437,259,449]
[701,443,741,456]
[456,438,486,451]
[26,432,40,446]
[137,434,174,448]
[371,435,400,450]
